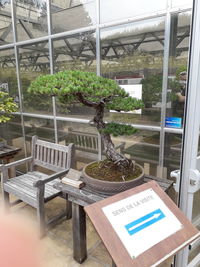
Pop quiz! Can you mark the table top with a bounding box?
[55,173,174,206]
[0,145,21,159]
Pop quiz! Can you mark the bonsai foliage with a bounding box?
[141,74,162,108]
[28,70,143,174]
[0,91,18,123]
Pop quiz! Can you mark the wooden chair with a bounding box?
[66,128,125,165]
[1,136,75,237]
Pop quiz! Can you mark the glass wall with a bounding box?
[18,41,52,114]
[100,0,167,23]
[53,30,96,118]
[0,0,193,178]
[15,0,48,41]
[0,0,13,45]
[101,17,165,126]
[163,11,191,176]
[0,48,25,159]
[51,0,96,34]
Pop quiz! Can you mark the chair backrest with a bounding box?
[67,129,103,152]
[31,136,74,172]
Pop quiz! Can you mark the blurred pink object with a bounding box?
[0,214,40,267]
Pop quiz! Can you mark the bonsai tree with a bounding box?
[0,91,18,123]
[28,70,143,179]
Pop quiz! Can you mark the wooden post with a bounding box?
[72,203,87,263]
[1,167,10,210]
[64,193,72,219]
[36,185,45,238]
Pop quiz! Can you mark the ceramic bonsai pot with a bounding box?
[82,162,144,196]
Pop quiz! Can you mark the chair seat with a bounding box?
[4,171,61,208]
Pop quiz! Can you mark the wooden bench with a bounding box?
[66,128,125,164]
[1,136,75,237]
[122,142,181,176]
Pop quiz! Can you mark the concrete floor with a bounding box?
[0,189,173,267]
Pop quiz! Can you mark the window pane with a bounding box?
[172,0,193,8]
[0,0,13,45]
[51,0,96,34]
[57,120,99,170]
[53,30,97,118]
[101,18,165,126]
[24,117,55,151]
[18,41,52,114]
[167,12,191,125]
[15,0,48,41]
[121,130,161,177]
[163,133,182,176]
[0,48,18,99]
[100,0,167,23]
[0,116,25,165]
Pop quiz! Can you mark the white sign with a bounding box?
[102,188,182,259]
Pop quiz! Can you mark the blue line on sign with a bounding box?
[125,209,165,236]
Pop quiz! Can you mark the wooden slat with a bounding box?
[62,152,66,169]
[36,144,39,160]
[47,147,50,163]
[36,139,69,152]
[4,172,61,202]
[50,148,54,165]
[55,149,58,166]
[34,159,64,172]
[43,147,47,162]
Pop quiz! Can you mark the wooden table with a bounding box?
[0,145,21,163]
[0,145,21,177]
[55,174,174,265]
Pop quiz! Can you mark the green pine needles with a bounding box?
[29,70,144,171]
[28,70,143,137]
[101,122,138,137]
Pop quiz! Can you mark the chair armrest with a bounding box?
[33,169,70,187]
[2,157,33,170]
[114,142,126,151]
[0,164,3,171]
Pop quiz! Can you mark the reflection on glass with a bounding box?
[24,116,55,155]
[18,41,52,114]
[51,0,96,34]
[15,0,47,41]
[101,18,165,126]
[100,0,167,23]
[0,0,13,45]
[167,12,191,125]
[57,121,99,170]
[163,133,182,178]
[121,130,160,176]
[0,48,18,99]
[0,116,25,167]
[53,31,96,118]
[172,0,193,8]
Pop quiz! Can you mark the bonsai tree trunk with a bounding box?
[93,104,134,173]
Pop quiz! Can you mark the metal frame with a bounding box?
[0,0,191,158]
[158,1,171,173]
[174,0,200,265]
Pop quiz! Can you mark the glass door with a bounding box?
[174,0,200,265]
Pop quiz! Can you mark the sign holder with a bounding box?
[84,181,200,267]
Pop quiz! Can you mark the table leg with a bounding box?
[72,203,87,263]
